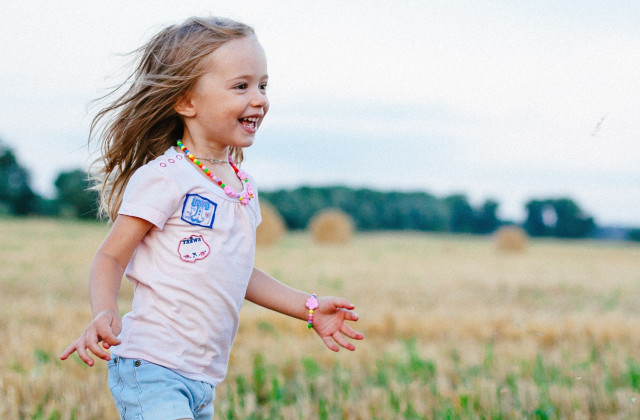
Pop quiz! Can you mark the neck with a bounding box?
[180,132,230,161]
[176,139,255,205]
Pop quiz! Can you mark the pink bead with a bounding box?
[175,140,254,205]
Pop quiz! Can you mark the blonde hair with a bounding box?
[90,16,255,221]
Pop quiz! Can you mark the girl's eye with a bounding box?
[260,83,268,91]
[235,83,248,90]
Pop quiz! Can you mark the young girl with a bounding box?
[60,16,363,419]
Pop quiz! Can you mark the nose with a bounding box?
[251,87,268,109]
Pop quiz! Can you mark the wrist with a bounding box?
[92,307,119,319]
[305,293,319,329]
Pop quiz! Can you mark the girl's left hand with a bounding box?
[312,296,364,352]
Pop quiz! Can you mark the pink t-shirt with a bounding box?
[110,147,261,386]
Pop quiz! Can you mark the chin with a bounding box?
[236,136,256,149]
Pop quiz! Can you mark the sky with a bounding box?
[0,0,638,226]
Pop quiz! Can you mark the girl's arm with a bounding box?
[59,215,153,366]
[245,268,364,351]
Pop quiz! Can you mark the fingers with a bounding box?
[340,323,364,341]
[76,344,97,367]
[60,329,119,366]
[87,338,112,363]
[61,338,109,367]
[59,337,97,366]
[344,309,359,322]
[330,297,355,311]
[59,342,78,361]
[332,331,356,351]
[60,311,121,366]
[321,336,340,352]
[101,329,122,347]
[321,330,359,352]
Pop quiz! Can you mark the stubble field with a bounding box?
[1,218,640,419]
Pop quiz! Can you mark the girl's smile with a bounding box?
[176,35,269,159]
[238,115,262,134]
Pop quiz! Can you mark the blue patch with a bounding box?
[181,194,217,228]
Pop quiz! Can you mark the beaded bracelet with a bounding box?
[306,294,319,329]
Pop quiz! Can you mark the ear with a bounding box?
[174,92,197,117]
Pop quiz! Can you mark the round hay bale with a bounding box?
[308,208,354,244]
[494,225,528,252]
[256,201,286,247]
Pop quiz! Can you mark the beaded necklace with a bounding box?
[177,140,254,205]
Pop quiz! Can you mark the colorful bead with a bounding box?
[177,140,253,206]
[306,294,319,330]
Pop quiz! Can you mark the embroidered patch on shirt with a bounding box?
[181,194,217,228]
[178,235,211,263]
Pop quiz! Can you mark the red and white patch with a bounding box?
[178,235,210,263]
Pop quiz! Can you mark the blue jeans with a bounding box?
[107,356,215,420]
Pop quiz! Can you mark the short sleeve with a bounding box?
[118,164,181,229]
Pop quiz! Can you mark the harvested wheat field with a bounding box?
[1,217,640,419]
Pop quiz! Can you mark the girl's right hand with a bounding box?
[59,310,122,367]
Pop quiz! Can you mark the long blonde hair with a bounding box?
[90,16,255,221]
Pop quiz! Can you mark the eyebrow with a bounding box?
[226,74,269,83]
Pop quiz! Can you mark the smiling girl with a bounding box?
[60,17,363,420]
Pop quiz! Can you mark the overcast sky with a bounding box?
[0,1,638,226]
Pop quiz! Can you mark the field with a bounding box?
[1,218,640,419]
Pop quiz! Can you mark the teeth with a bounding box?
[242,117,259,122]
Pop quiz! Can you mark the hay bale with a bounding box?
[308,208,354,244]
[494,225,528,252]
[256,201,286,247]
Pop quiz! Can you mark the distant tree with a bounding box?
[628,229,640,242]
[444,194,476,233]
[524,199,552,237]
[475,199,500,234]
[524,198,595,238]
[54,169,99,219]
[260,186,452,232]
[551,198,595,238]
[32,195,61,217]
[0,142,37,215]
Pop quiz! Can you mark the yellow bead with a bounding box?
[309,309,314,314]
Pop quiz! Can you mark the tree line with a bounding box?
[0,142,98,219]
[259,186,599,239]
[1,140,638,241]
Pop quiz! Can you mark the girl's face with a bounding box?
[180,36,269,152]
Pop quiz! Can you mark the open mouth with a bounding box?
[239,117,259,131]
